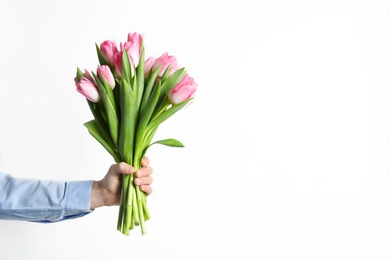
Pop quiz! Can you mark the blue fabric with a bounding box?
[0,172,93,222]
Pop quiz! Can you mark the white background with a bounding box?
[1,0,390,259]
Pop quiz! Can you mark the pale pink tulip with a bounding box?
[125,32,143,67]
[97,65,115,89]
[144,56,155,77]
[100,40,118,66]
[113,49,136,78]
[111,33,143,78]
[169,73,197,105]
[113,51,123,78]
[153,52,180,77]
[75,73,101,102]
[113,45,137,78]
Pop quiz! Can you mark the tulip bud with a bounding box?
[169,73,197,105]
[125,32,143,68]
[144,56,155,77]
[97,65,116,89]
[114,48,136,79]
[153,52,180,77]
[75,73,101,102]
[113,51,123,78]
[100,40,118,66]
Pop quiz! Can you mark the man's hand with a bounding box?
[90,157,153,209]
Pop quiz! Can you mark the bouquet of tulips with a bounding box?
[74,32,197,236]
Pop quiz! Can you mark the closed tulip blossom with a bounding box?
[152,52,180,77]
[169,73,197,105]
[100,40,118,66]
[144,56,155,77]
[113,33,143,78]
[113,51,124,78]
[125,32,143,67]
[75,72,100,102]
[113,48,136,78]
[97,65,116,89]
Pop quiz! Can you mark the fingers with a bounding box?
[134,166,153,185]
[135,165,153,178]
[141,156,150,167]
[134,165,153,195]
[139,185,153,196]
[109,162,152,180]
[109,162,135,176]
[112,157,150,176]
[134,175,153,185]
[109,160,154,196]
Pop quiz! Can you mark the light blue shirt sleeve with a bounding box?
[0,172,94,222]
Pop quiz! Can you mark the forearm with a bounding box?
[0,173,93,222]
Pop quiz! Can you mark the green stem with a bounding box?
[133,157,147,234]
[142,193,150,220]
[136,185,146,235]
[124,174,134,234]
[117,174,130,234]
[132,182,139,225]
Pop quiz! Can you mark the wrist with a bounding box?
[90,181,104,209]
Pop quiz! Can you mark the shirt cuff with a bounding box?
[65,180,94,216]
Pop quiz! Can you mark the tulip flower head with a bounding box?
[97,65,116,89]
[125,32,143,68]
[113,33,143,78]
[100,40,118,67]
[153,52,180,78]
[75,70,101,102]
[169,73,197,105]
[144,56,155,77]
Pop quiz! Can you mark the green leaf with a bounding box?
[76,67,83,82]
[138,80,161,133]
[136,46,145,108]
[154,68,186,111]
[147,98,192,132]
[118,79,137,164]
[139,65,161,115]
[134,80,161,160]
[84,120,121,162]
[121,49,133,86]
[139,127,158,160]
[160,68,186,98]
[92,72,117,112]
[92,72,119,144]
[150,138,184,148]
[87,100,109,132]
[160,64,171,80]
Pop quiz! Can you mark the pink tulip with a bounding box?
[97,65,115,89]
[153,52,180,77]
[75,71,101,102]
[169,73,197,105]
[125,32,143,67]
[113,49,135,78]
[144,56,155,77]
[113,51,123,78]
[109,33,144,78]
[100,40,118,66]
